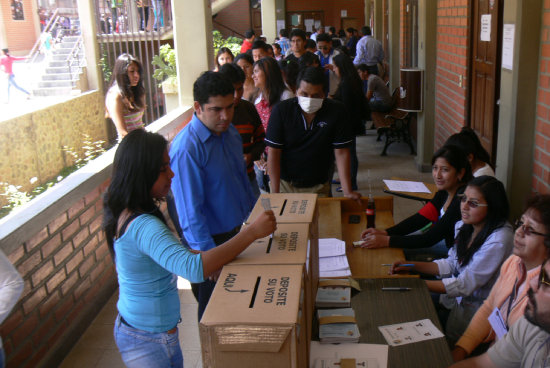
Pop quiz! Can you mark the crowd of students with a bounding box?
[100,25,550,368]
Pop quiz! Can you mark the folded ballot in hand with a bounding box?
[318,308,361,344]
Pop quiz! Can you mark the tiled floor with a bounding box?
[59,130,433,367]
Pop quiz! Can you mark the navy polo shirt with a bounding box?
[265,97,353,186]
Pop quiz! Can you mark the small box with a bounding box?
[246,193,318,225]
[200,264,307,368]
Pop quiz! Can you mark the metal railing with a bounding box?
[28,8,60,64]
[66,36,84,84]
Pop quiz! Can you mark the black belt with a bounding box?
[212,225,241,245]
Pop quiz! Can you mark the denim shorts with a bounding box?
[113,314,183,368]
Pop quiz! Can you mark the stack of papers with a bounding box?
[383,179,430,193]
[318,308,360,344]
[310,341,388,368]
[319,238,351,277]
[316,279,351,308]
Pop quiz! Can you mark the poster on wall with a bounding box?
[502,24,515,70]
[480,14,491,41]
[305,19,314,32]
[277,20,285,35]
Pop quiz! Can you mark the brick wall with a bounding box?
[434,0,469,148]
[534,1,550,193]
[0,0,38,53]
[1,180,117,368]
[213,0,250,39]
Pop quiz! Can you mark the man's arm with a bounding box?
[334,148,361,202]
[353,38,365,65]
[449,353,495,368]
[267,147,282,193]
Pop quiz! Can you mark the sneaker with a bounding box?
[336,186,343,192]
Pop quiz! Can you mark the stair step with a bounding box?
[38,80,77,88]
[32,87,79,96]
[45,66,83,74]
[42,73,72,80]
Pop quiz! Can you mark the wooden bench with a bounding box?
[371,88,417,156]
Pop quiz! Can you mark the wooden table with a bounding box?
[383,177,437,202]
[317,197,417,279]
[353,278,453,368]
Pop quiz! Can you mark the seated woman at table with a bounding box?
[451,193,550,361]
[444,127,495,177]
[390,175,514,346]
[360,145,472,256]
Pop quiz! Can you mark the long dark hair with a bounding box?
[431,144,473,186]
[455,176,509,265]
[103,130,168,257]
[112,53,145,110]
[524,194,550,251]
[253,57,286,107]
[445,127,493,169]
[333,53,363,94]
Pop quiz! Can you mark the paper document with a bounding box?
[320,269,352,277]
[319,238,346,258]
[378,319,444,346]
[310,341,388,368]
[319,255,350,271]
[383,179,431,193]
[261,198,271,211]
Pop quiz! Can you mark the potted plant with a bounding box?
[152,44,178,112]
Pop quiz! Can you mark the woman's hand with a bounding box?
[360,227,387,239]
[248,210,277,239]
[360,233,390,249]
[390,259,414,274]
[451,346,468,362]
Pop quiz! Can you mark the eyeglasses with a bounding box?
[539,260,550,288]
[317,46,329,50]
[457,194,488,209]
[514,220,550,237]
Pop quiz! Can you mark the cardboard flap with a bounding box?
[318,279,351,288]
[318,316,357,325]
[339,359,357,368]
[214,325,292,352]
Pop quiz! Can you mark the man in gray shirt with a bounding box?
[358,64,392,113]
[449,259,550,368]
[353,26,384,75]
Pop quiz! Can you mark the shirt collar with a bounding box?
[192,113,218,143]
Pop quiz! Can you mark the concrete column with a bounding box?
[261,0,277,43]
[365,0,371,28]
[76,0,102,91]
[388,0,400,91]
[415,0,437,171]
[0,4,6,49]
[374,0,383,40]
[172,0,213,106]
[276,0,285,32]
[495,0,543,217]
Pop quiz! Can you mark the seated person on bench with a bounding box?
[357,63,392,113]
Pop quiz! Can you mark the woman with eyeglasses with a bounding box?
[451,194,550,362]
[390,175,514,345]
[360,145,472,255]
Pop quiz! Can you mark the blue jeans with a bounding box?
[7,73,30,101]
[152,0,164,29]
[0,345,5,368]
[114,314,183,368]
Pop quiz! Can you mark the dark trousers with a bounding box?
[191,226,240,321]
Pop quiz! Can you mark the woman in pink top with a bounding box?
[105,54,146,140]
[452,194,550,361]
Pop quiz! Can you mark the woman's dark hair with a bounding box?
[524,194,550,250]
[431,144,473,185]
[333,53,363,95]
[278,58,299,93]
[272,43,282,52]
[234,52,254,67]
[445,127,493,169]
[215,47,234,68]
[112,53,145,109]
[103,129,168,258]
[253,57,286,107]
[219,63,245,84]
[455,176,510,265]
[298,51,320,70]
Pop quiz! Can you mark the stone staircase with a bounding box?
[32,34,87,97]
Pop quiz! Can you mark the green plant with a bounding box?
[99,54,112,83]
[0,135,106,219]
[213,30,242,57]
[152,44,177,86]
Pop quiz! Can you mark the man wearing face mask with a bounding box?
[265,66,361,201]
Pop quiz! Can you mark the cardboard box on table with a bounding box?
[229,223,313,348]
[245,193,319,344]
[200,264,307,368]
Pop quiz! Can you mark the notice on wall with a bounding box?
[305,19,314,32]
[502,24,515,70]
[480,14,491,41]
[314,20,322,31]
[341,9,347,17]
[276,20,285,35]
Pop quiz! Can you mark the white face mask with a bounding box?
[298,96,324,114]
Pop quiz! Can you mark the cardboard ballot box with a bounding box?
[229,223,314,348]
[200,264,307,368]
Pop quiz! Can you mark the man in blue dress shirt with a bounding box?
[170,71,256,320]
[353,26,384,75]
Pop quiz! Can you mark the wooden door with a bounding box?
[341,18,360,33]
[250,0,262,38]
[469,0,502,160]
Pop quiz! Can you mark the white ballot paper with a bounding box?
[378,319,444,346]
[319,238,347,258]
[319,255,350,271]
[383,179,431,193]
[310,341,388,368]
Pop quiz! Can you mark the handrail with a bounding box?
[28,8,60,62]
[66,36,83,82]
[212,19,245,39]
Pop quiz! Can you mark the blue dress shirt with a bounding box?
[170,113,255,251]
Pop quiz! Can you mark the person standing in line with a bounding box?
[0,48,31,103]
[136,0,150,31]
[353,26,385,75]
[285,28,307,62]
[170,72,257,321]
[105,53,146,140]
[240,29,256,54]
[314,33,340,97]
[277,28,291,56]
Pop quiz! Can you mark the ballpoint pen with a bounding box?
[381,287,411,291]
[381,264,414,267]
